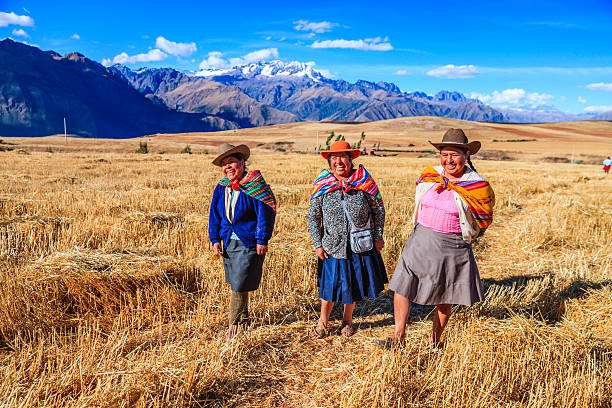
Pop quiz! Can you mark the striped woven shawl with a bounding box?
[417,166,495,230]
[219,170,277,212]
[310,164,382,201]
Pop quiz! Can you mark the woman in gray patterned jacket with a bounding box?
[307,141,387,339]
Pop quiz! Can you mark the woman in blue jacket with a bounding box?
[208,143,277,340]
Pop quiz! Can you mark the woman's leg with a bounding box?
[431,304,452,344]
[317,299,334,332]
[340,302,357,337]
[342,302,356,325]
[227,291,249,339]
[393,292,411,340]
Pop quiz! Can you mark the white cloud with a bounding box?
[577,96,586,104]
[294,20,338,34]
[585,82,612,92]
[199,51,228,69]
[584,105,612,113]
[394,69,411,75]
[279,37,286,41]
[265,36,272,40]
[106,49,168,65]
[427,64,480,79]
[470,88,554,108]
[155,36,196,57]
[229,48,279,66]
[101,58,112,67]
[317,68,334,78]
[71,33,80,40]
[0,11,34,27]
[311,37,393,51]
[11,28,29,38]
[199,48,279,70]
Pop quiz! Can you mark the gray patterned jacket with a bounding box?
[308,189,385,259]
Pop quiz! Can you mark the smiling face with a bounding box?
[440,146,468,179]
[221,155,245,182]
[329,152,352,180]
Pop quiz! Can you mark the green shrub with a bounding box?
[136,141,148,154]
[180,145,192,154]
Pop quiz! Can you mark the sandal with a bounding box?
[429,334,444,350]
[340,322,356,337]
[375,336,406,349]
[311,324,327,340]
[225,325,238,341]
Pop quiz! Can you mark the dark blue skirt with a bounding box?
[317,248,388,304]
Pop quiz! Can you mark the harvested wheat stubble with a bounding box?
[0,249,202,341]
[0,151,610,407]
[0,215,72,259]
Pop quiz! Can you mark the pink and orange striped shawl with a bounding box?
[417,166,495,230]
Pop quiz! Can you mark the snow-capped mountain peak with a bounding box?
[194,60,328,82]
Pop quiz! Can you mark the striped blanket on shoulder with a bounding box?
[219,170,277,212]
[417,166,495,230]
[310,164,382,201]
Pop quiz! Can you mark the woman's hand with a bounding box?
[256,244,268,255]
[212,242,222,257]
[374,239,384,252]
[315,247,328,260]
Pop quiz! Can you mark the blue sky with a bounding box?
[2,0,612,114]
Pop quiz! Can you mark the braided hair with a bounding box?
[466,155,477,172]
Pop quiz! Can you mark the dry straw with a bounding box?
[0,151,609,407]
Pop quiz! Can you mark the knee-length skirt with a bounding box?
[223,239,265,292]
[318,247,388,305]
[389,224,484,306]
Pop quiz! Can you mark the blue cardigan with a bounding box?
[208,184,276,249]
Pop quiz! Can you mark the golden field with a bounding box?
[0,119,611,407]
[9,116,612,164]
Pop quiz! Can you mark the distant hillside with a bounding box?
[110,66,299,128]
[0,39,234,138]
[594,110,612,120]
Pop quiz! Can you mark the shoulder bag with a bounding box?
[341,198,373,253]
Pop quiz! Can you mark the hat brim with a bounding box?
[212,144,251,166]
[320,149,361,160]
[429,141,481,155]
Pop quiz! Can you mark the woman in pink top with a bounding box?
[378,129,495,348]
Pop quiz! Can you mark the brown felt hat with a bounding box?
[212,143,250,166]
[320,140,361,159]
[429,128,481,155]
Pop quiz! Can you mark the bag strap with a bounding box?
[341,194,371,232]
[341,197,355,229]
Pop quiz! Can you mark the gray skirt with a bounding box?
[223,239,265,292]
[389,224,484,306]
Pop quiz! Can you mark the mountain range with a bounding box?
[0,39,602,139]
[114,61,505,123]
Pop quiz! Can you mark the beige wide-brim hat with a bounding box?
[212,143,251,166]
[429,128,481,155]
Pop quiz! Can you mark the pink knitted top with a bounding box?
[417,185,462,233]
